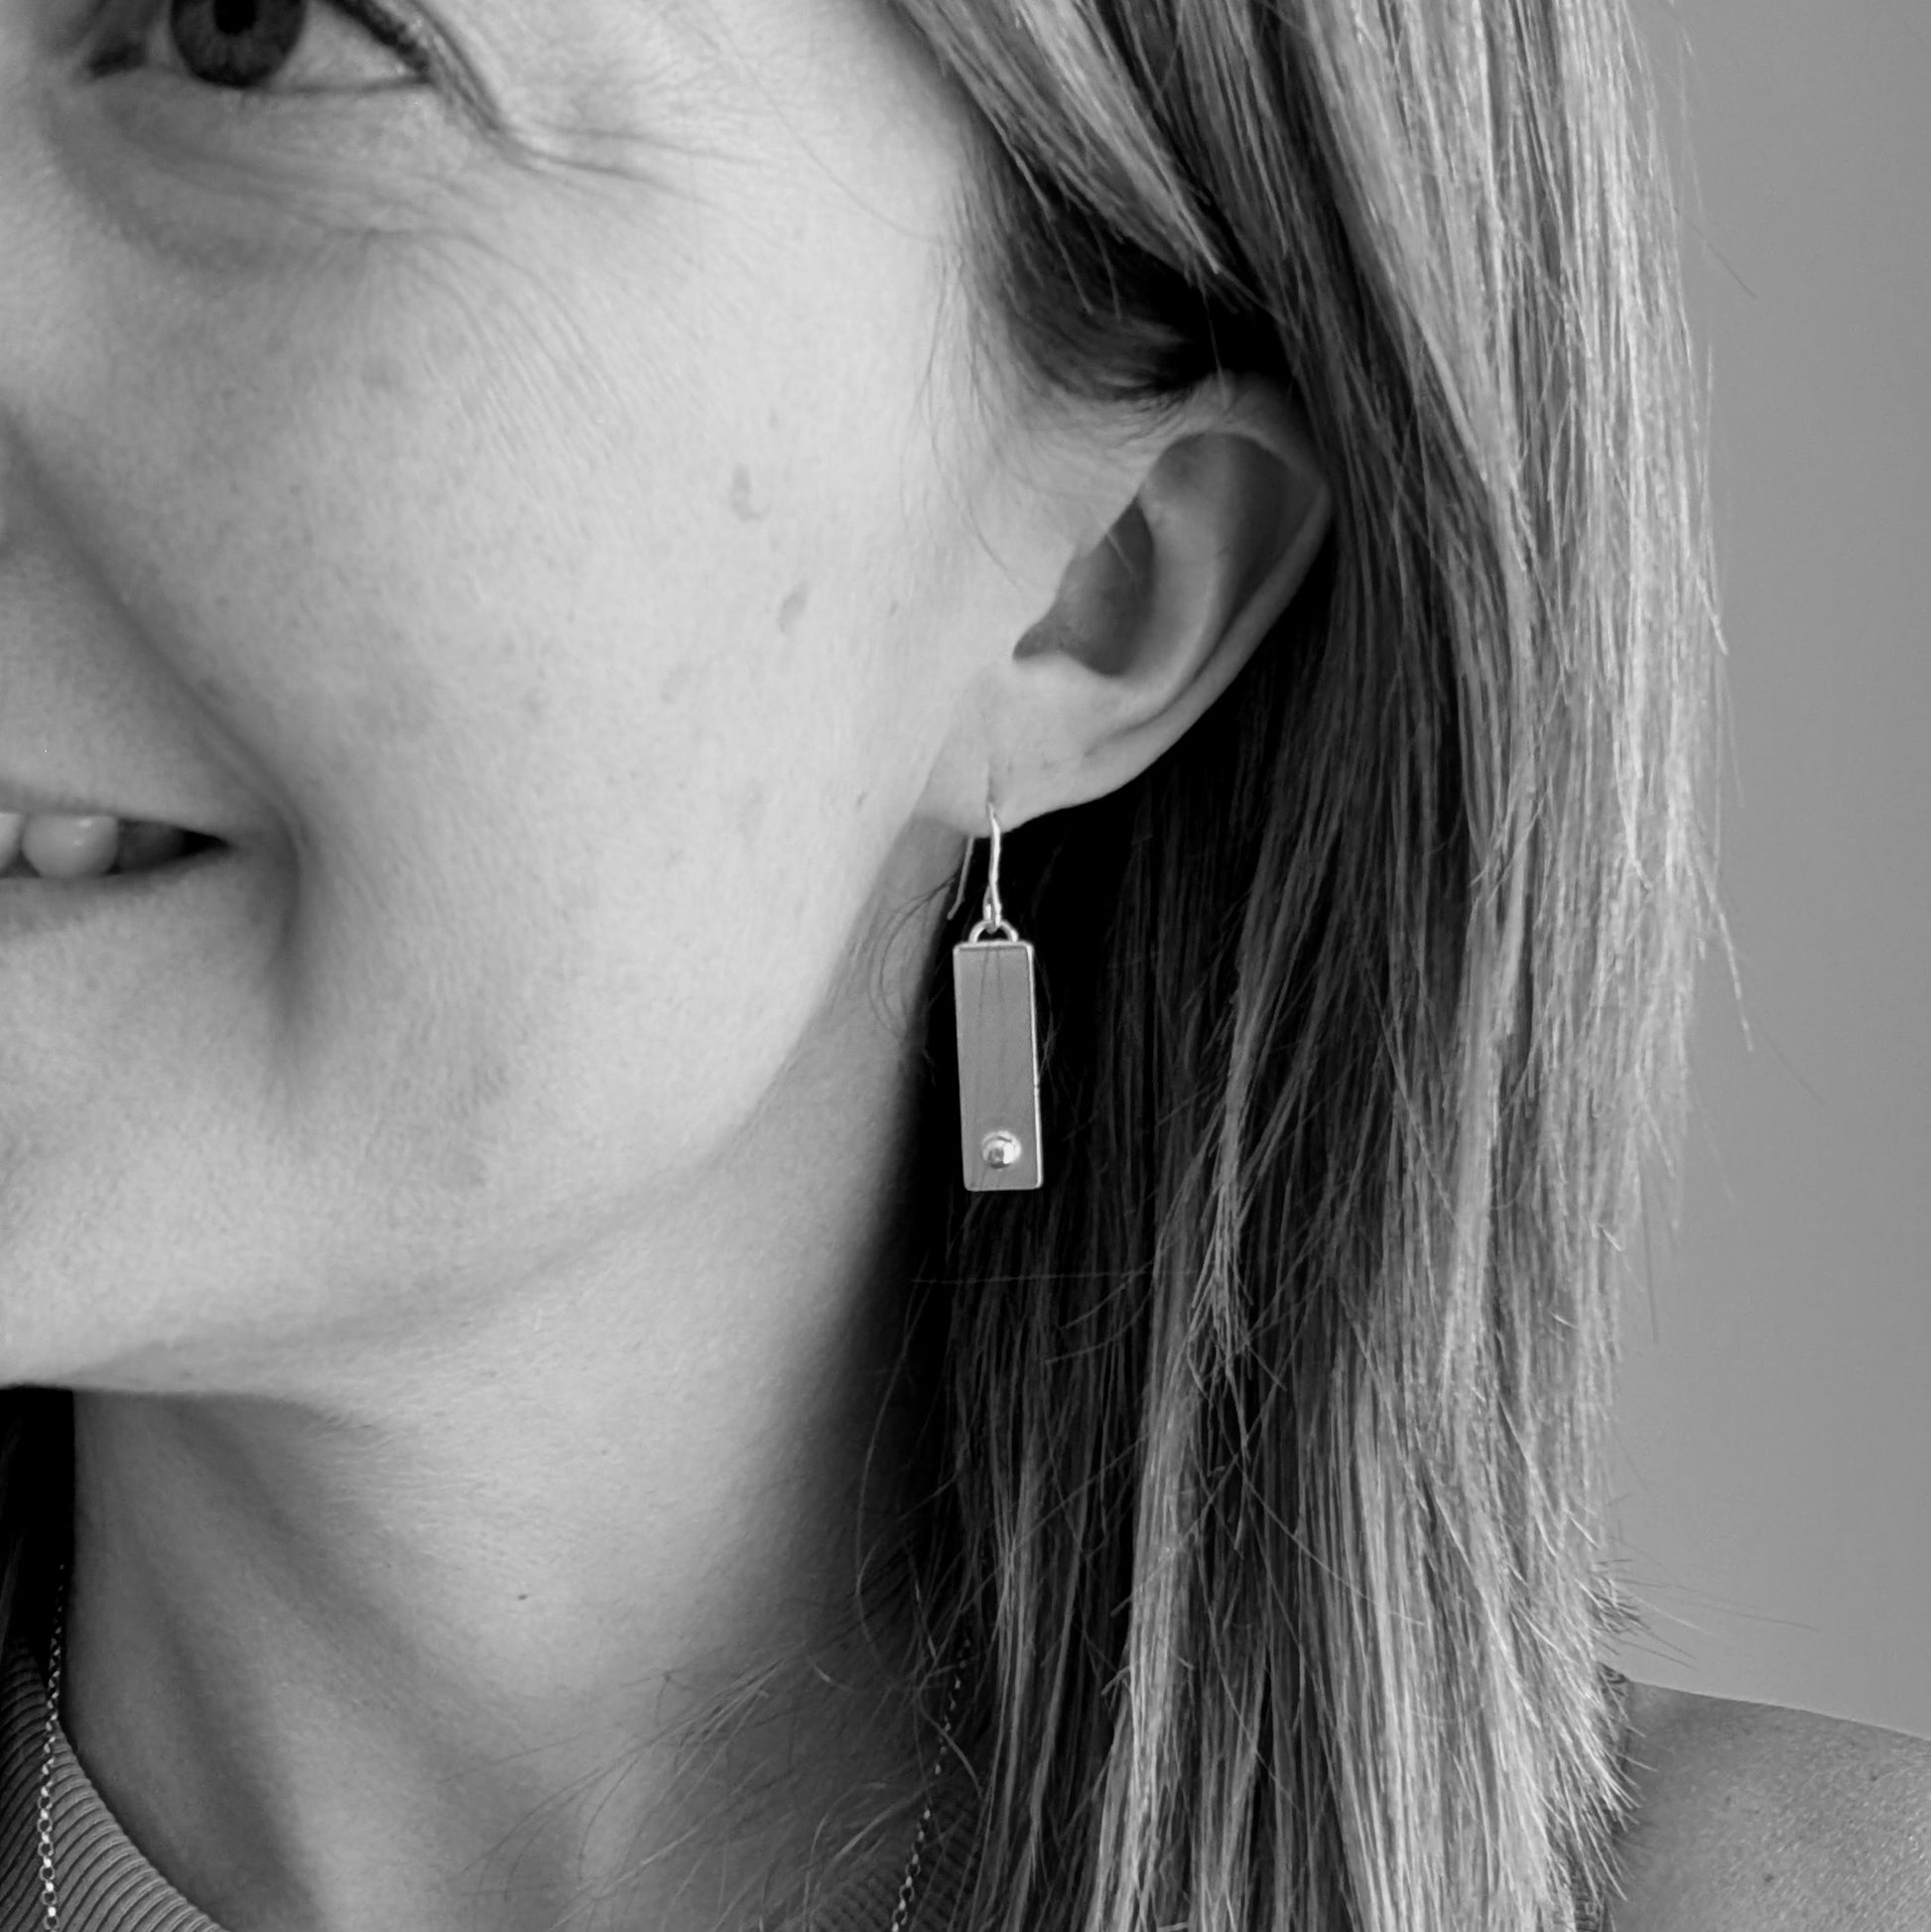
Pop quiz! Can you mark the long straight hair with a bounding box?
[857,1,1723,1929]
[0,1,1719,1928]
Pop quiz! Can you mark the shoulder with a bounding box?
[1606,1677,1931,1931]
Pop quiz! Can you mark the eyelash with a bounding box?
[331,0,441,83]
[87,0,442,105]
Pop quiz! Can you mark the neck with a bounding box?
[56,931,950,1932]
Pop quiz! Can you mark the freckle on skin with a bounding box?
[735,782,768,844]
[350,674,436,745]
[728,465,767,522]
[659,662,695,706]
[777,584,809,634]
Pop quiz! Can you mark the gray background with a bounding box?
[1609,0,1930,1736]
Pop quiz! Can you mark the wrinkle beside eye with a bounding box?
[468,0,749,185]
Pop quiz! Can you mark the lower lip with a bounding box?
[0,843,237,942]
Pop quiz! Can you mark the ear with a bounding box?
[920,374,1331,835]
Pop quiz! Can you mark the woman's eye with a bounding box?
[91,0,438,102]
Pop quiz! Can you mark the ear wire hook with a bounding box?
[966,803,1015,943]
[945,796,1015,935]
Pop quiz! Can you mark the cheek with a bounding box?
[253,267,943,1180]
[37,160,966,1223]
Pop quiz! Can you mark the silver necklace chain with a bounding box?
[36,1562,64,1932]
[37,1559,966,1932]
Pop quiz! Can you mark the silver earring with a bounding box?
[952,799,1043,1192]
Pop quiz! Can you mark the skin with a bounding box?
[1608,1683,1931,1931]
[0,1,1330,1930]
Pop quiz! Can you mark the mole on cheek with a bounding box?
[349,671,437,746]
[358,353,408,398]
[735,782,769,844]
[728,465,768,522]
[777,584,809,635]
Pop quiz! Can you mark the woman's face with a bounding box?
[0,0,1089,1383]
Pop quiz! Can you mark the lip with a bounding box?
[0,841,239,943]
[0,776,232,840]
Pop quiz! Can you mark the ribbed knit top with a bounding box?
[0,1638,980,1932]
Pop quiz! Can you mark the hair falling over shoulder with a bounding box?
[864,1,1722,1929]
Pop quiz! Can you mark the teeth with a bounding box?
[0,812,193,881]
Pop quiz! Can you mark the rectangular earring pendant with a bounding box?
[953,937,1043,1192]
